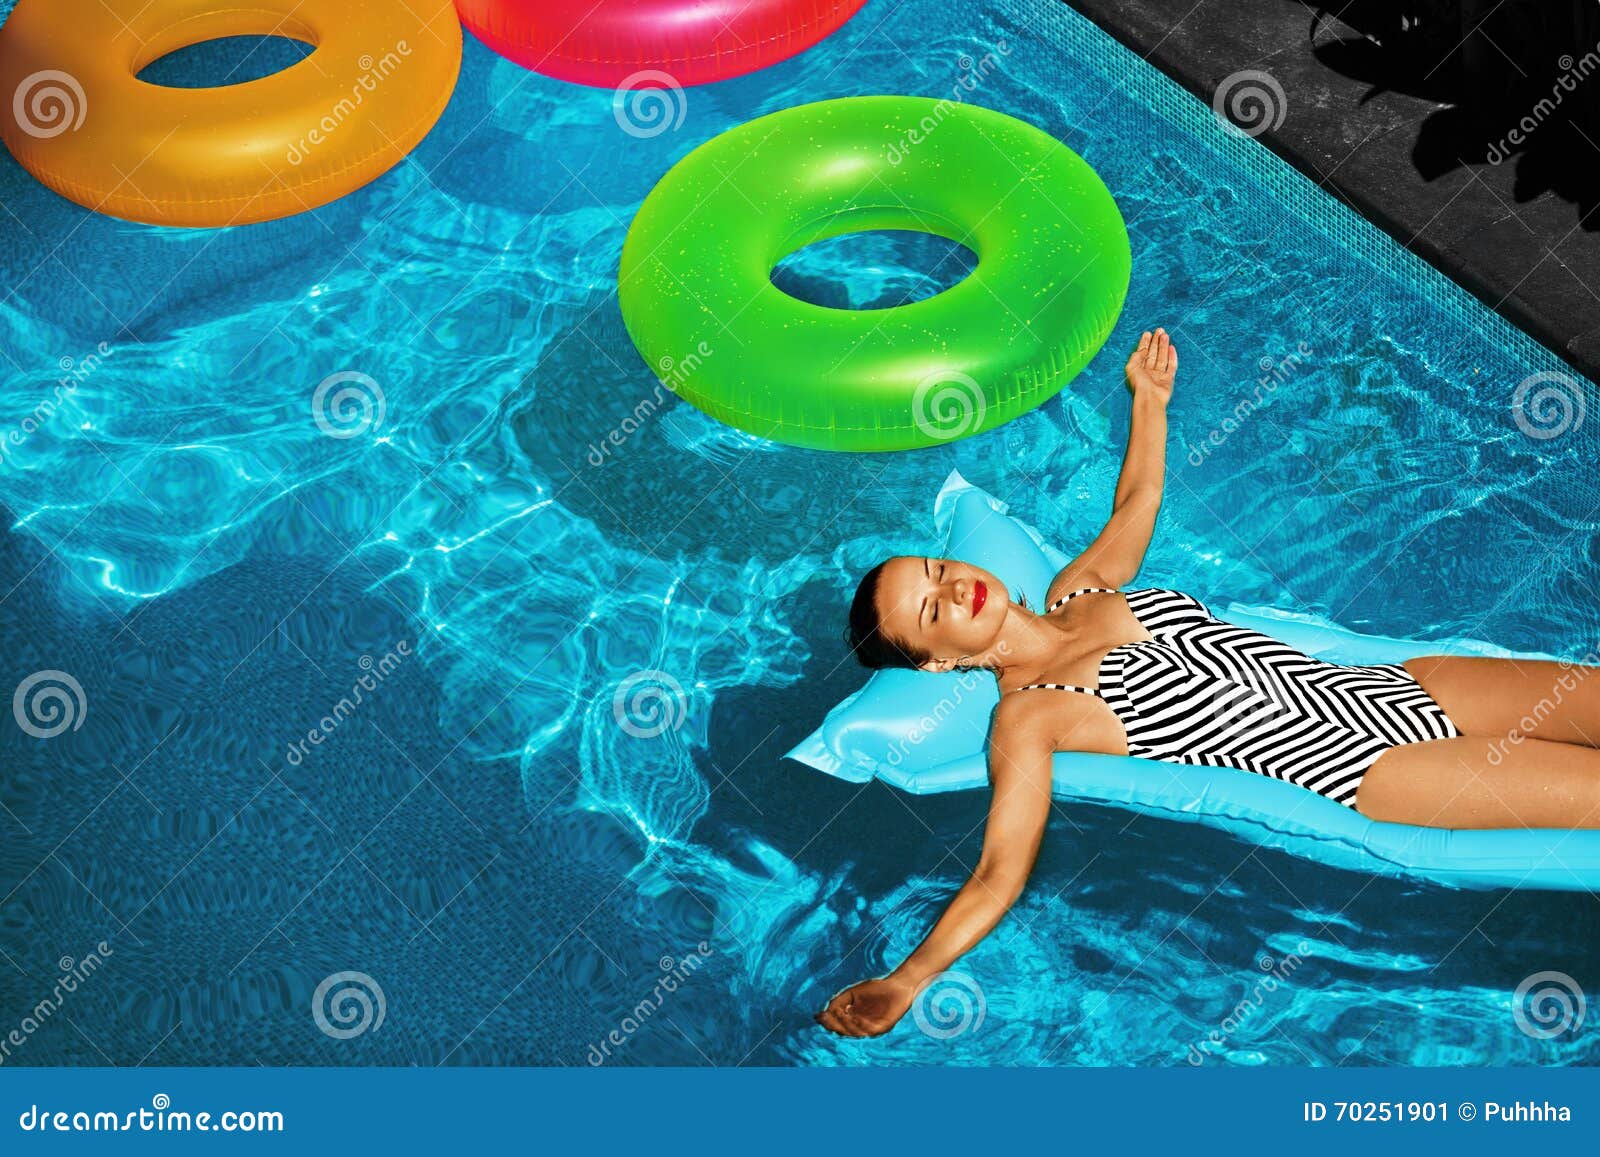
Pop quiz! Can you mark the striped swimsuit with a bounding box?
[1014,587,1461,807]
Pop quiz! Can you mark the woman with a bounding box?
[816,328,1600,1039]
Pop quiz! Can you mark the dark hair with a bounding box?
[845,561,929,670]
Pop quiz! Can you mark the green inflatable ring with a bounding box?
[618,96,1132,452]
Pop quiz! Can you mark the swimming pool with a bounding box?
[1,0,1597,1067]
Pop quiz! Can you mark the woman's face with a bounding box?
[874,556,1009,669]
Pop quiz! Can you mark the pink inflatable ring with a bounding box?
[455,0,868,87]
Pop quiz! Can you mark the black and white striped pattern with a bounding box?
[1017,587,1461,807]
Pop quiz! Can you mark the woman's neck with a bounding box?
[981,602,1070,682]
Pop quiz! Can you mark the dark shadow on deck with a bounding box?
[1063,0,1600,377]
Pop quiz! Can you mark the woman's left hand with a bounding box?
[815,976,916,1038]
[1125,327,1177,403]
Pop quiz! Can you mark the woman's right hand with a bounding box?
[815,976,917,1038]
[1126,328,1177,403]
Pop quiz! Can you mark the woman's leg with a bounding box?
[1355,735,1600,829]
[1404,655,1600,747]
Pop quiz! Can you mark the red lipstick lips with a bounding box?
[972,580,987,617]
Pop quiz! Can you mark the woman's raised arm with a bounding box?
[1049,329,1177,595]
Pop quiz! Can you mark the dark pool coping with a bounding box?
[1060,0,1600,381]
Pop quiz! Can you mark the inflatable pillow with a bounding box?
[786,471,1600,892]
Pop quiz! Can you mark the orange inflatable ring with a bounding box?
[0,0,461,227]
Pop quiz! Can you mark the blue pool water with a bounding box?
[2,0,1599,1066]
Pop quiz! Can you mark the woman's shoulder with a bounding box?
[1040,566,1120,613]
[991,685,1123,756]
